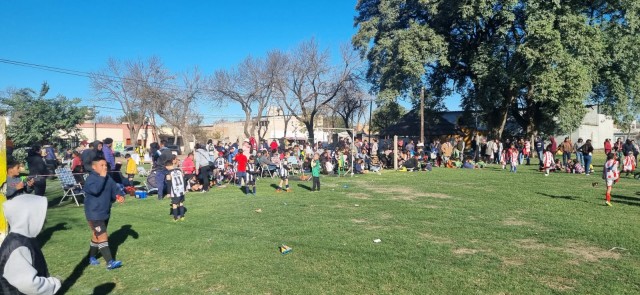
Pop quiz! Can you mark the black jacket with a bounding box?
[26,155,48,177]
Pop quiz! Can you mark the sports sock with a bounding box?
[245,186,249,194]
[277,186,282,190]
[172,207,179,219]
[286,184,289,189]
[98,242,114,262]
[89,242,99,258]
[179,206,185,217]
[606,192,611,202]
[253,187,256,194]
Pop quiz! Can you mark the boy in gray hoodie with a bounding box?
[0,194,61,294]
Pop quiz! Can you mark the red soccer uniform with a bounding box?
[235,153,248,172]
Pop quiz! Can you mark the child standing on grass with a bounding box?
[603,153,620,206]
[311,153,321,192]
[84,158,123,270]
[623,151,636,176]
[245,156,257,195]
[125,153,137,186]
[508,144,519,173]
[276,160,291,193]
[164,160,187,221]
[543,146,554,176]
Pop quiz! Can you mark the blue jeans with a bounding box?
[583,154,592,174]
[576,152,584,168]
[538,151,544,166]
[563,152,571,166]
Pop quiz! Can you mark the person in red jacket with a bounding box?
[182,152,196,190]
[270,140,278,152]
[234,149,248,191]
[604,138,612,155]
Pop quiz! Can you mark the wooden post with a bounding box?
[420,87,425,145]
[393,135,398,170]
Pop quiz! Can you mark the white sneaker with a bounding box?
[544,173,549,176]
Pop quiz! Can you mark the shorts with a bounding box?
[236,172,246,178]
[280,176,288,180]
[171,195,185,205]
[246,178,256,186]
[88,220,109,242]
[606,179,615,187]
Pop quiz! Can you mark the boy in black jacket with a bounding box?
[83,158,123,270]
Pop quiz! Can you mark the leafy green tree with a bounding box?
[591,0,640,133]
[371,101,406,133]
[354,0,635,138]
[1,83,90,147]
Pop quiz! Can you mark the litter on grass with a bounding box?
[279,245,293,255]
[373,239,382,243]
[255,208,262,213]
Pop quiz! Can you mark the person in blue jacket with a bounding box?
[83,158,123,270]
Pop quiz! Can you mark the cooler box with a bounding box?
[135,191,148,199]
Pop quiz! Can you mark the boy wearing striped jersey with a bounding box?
[276,160,291,192]
[214,155,226,187]
[245,156,257,195]
[163,160,187,221]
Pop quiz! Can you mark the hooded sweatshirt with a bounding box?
[0,194,61,294]
[83,171,120,221]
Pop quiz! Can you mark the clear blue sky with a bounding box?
[0,1,460,123]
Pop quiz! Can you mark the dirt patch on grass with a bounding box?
[364,225,384,230]
[563,241,621,263]
[366,185,453,200]
[419,232,453,244]
[424,193,452,199]
[515,239,550,250]
[452,248,480,255]
[347,193,371,199]
[540,277,576,292]
[379,213,393,220]
[502,217,535,227]
[351,218,367,224]
[424,205,440,209]
[501,258,524,267]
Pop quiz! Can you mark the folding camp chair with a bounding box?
[260,164,275,178]
[55,167,84,206]
[137,166,150,177]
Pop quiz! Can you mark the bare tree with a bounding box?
[328,74,368,137]
[94,115,117,124]
[152,67,205,154]
[274,39,356,143]
[91,57,172,147]
[209,55,277,140]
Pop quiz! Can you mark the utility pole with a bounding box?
[92,105,97,142]
[420,87,425,144]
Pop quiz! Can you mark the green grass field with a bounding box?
[39,154,640,294]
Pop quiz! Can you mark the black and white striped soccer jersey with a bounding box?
[169,169,185,198]
[278,161,289,179]
[214,157,226,170]
[246,163,256,184]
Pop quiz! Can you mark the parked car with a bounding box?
[115,145,135,158]
[166,145,182,155]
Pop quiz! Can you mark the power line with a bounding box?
[0,58,198,93]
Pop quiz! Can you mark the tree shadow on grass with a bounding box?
[58,225,138,294]
[615,194,640,202]
[37,222,68,248]
[92,282,116,295]
[270,184,279,189]
[611,195,640,207]
[536,192,580,201]
[297,184,312,191]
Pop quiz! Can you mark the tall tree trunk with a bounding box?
[495,96,515,138]
[305,121,315,144]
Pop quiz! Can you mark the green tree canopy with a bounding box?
[1,83,90,147]
[371,101,406,133]
[354,0,638,137]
